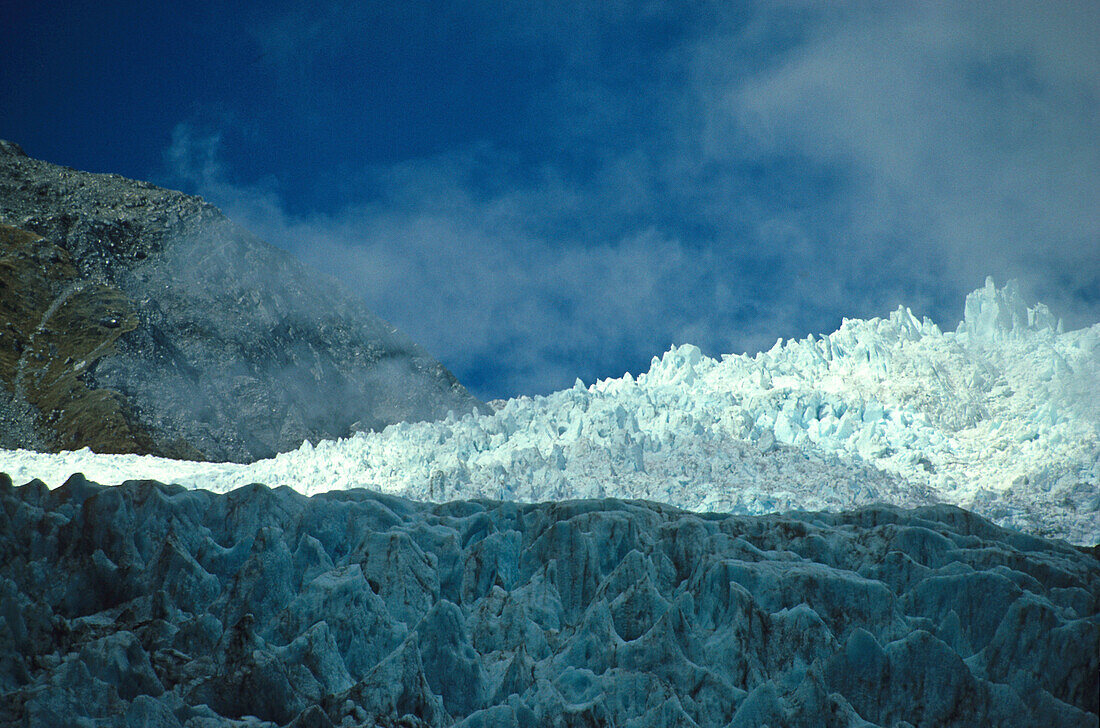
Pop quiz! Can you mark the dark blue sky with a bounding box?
[3,1,1098,399]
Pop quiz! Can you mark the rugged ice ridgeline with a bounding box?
[2,278,1096,544]
[1,475,1097,727]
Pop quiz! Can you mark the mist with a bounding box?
[158,1,1098,401]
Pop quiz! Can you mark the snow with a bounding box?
[2,278,1098,544]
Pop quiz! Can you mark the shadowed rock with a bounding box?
[0,142,487,461]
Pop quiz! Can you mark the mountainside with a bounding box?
[2,145,1097,727]
[2,475,1096,727]
[0,140,486,461]
[4,279,1096,544]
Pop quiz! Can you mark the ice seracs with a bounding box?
[960,276,1062,343]
[1,279,1097,544]
[3,476,1097,726]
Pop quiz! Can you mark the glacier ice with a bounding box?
[1,278,1096,544]
[1,474,1096,727]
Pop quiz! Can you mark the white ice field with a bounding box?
[3,278,1097,544]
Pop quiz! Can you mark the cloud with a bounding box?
[720,0,1100,322]
[166,130,744,397]
[165,126,226,188]
[165,1,1099,398]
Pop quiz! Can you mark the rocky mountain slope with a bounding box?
[0,140,486,462]
[1,475,1096,727]
[5,279,1096,544]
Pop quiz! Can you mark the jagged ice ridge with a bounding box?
[2,278,1097,544]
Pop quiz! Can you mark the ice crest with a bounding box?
[1,278,1097,544]
[961,277,1060,343]
[637,343,704,387]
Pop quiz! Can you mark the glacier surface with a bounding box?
[1,474,1096,727]
[1,278,1096,544]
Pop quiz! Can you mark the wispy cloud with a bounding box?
[166,130,744,396]
[720,1,1100,319]
[166,1,1099,399]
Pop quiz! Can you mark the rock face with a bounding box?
[0,140,486,461]
[1,473,1096,727]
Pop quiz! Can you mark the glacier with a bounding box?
[1,474,1096,727]
[2,278,1097,544]
[2,278,1098,727]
